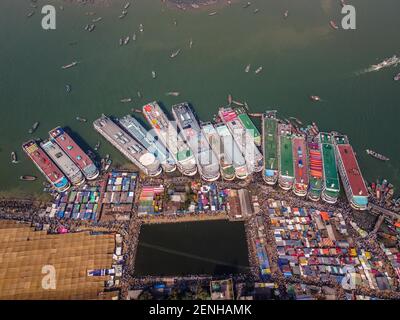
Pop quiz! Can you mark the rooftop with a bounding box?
[337,144,368,197]
[49,127,97,176]
[320,133,340,192]
[143,102,192,162]
[264,117,278,171]
[292,136,309,185]
[279,135,294,177]
[40,140,84,184]
[238,113,260,139]
[22,140,66,184]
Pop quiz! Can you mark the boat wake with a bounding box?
[357,55,400,75]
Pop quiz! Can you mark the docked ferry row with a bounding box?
[22,127,99,192]
[22,101,370,210]
[94,102,367,210]
[262,112,369,210]
[93,102,264,182]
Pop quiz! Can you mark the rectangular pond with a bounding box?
[134,220,250,276]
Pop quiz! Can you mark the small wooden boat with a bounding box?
[255,66,263,74]
[11,152,18,164]
[232,100,245,107]
[170,49,181,59]
[20,175,37,181]
[284,10,289,19]
[330,20,339,30]
[76,116,87,122]
[366,149,390,161]
[29,122,39,134]
[310,95,321,102]
[166,92,180,97]
[228,94,233,105]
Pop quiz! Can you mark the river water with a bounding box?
[0,0,399,197]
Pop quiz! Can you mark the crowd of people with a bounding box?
[249,185,400,300]
[1,176,399,300]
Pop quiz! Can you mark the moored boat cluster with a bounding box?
[22,127,99,192]
[22,101,372,211]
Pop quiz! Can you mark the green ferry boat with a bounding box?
[236,107,262,146]
[263,113,278,185]
[319,132,340,204]
[278,123,294,191]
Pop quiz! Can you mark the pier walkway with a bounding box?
[369,203,400,234]
[368,203,400,220]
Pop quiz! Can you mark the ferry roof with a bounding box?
[22,140,67,185]
[320,133,340,191]
[279,135,294,177]
[202,123,234,170]
[40,140,84,184]
[118,115,171,162]
[49,127,97,177]
[172,103,200,131]
[142,102,192,161]
[336,142,368,197]
[308,141,323,190]
[292,136,309,185]
[238,113,260,139]
[264,117,278,171]
[202,123,222,157]
[172,104,218,174]
[94,115,151,163]
[219,107,237,123]
[215,124,246,167]
[226,118,263,163]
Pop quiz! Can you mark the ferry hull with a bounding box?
[333,134,369,211]
[349,201,368,211]
[307,192,321,202]
[222,173,235,181]
[321,190,339,204]
[293,185,308,197]
[202,171,221,182]
[22,141,71,193]
[278,177,294,191]
[87,170,100,181]
[178,165,198,177]
[263,171,278,186]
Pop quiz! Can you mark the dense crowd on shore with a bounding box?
[1,177,399,300]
